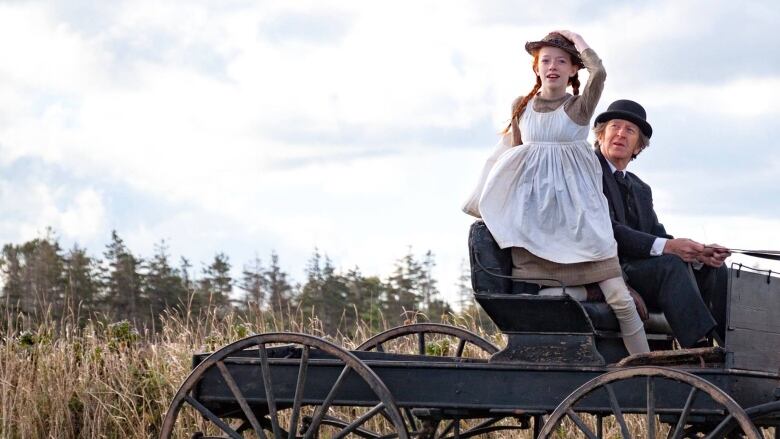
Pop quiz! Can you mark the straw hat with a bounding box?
[525,32,583,67]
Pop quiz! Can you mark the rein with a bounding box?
[706,246,780,261]
[725,249,780,261]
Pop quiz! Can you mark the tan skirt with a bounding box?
[511,247,622,287]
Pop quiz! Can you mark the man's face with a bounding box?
[598,119,641,165]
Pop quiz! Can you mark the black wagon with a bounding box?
[160,222,780,438]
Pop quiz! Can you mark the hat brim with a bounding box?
[594,110,653,138]
[524,41,584,67]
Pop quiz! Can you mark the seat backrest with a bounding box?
[468,220,512,294]
[469,220,540,294]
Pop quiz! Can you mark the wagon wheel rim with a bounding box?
[536,366,761,439]
[357,324,519,439]
[356,323,498,357]
[160,332,409,439]
[718,400,780,437]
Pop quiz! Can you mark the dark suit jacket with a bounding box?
[596,150,673,262]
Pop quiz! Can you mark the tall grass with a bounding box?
[0,302,498,438]
[2,303,774,438]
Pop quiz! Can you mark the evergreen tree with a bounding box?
[198,253,233,309]
[176,256,201,314]
[180,257,194,295]
[144,240,187,321]
[318,255,348,333]
[19,231,67,318]
[239,254,267,310]
[266,251,294,313]
[0,227,467,330]
[344,267,385,334]
[298,249,325,318]
[419,250,440,311]
[2,233,88,321]
[323,257,349,333]
[299,250,351,333]
[102,230,145,325]
[427,298,454,321]
[455,259,475,311]
[62,244,100,317]
[385,248,424,324]
[1,244,29,314]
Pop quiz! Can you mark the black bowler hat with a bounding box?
[594,99,653,138]
[525,32,584,67]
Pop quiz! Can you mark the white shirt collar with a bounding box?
[606,159,625,176]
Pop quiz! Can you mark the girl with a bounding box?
[464,31,649,354]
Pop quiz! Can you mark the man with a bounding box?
[593,99,730,348]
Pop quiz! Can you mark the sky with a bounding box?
[1,0,779,305]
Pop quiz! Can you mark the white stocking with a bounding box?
[599,277,650,355]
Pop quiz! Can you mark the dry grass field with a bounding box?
[0,305,493,438]
[1,306,775,438]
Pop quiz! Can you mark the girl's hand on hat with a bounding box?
[552,30,589,52]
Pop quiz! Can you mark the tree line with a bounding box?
[0,229,476,335]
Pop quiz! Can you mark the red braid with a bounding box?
[504,77,541,134]
[570,72,580,96]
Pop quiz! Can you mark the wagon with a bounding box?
[160,222,780,438]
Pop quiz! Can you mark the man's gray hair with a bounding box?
[593,121,651,160]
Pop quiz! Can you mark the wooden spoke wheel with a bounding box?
[536,366,761,439]
[356,323,499,358]
[405,411,537,439]
[318,408,536,439]
[160,332,409,439]
[358,325,514,439]
[718,400,780,438]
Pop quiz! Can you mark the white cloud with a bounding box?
[0,177,106,245]
[631,77,780,118]
[1,1,779,305]
[59,189,107,241]
[0,4,106,92]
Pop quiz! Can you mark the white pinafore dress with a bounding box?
[479,97,617,265]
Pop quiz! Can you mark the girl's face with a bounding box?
[534,46,578,89]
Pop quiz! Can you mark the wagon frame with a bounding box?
[161,259,780,439]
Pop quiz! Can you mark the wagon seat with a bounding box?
[468,220,675,365]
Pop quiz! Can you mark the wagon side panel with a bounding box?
[726,266,780,374]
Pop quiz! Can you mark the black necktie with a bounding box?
[614,170,639,229]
